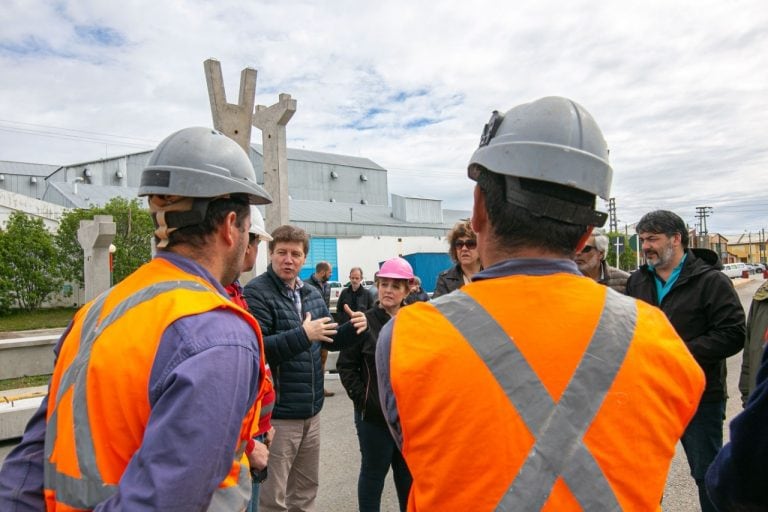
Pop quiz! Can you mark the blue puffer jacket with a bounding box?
[244,265,365,419]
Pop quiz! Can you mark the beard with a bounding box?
[222,230,248,286]
[646,242,676,269]
[577,256,601,276]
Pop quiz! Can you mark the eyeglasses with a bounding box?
[454,239,478,250]
[579,245,595,254]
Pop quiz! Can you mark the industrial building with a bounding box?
[1,145,467,291]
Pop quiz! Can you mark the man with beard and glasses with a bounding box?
[575,228,629,293]
[626,209,745,512]
[0,127,273,511]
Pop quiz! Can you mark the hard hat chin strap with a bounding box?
[504,177,608,227]
[148,196,218,248]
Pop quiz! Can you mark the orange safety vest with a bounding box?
[389,273,704,511]
[43,257,266,511]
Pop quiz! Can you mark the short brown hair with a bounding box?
[269,225,310,255]
[447,219,476,262]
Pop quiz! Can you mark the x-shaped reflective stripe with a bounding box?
[432,288,636,511]
[45,280,211,509]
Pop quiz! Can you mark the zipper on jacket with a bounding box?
[362,357,372,421]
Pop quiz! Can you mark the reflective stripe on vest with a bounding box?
[432,288,636,511]
[43,280,221,509]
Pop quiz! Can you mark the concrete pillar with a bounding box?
[203,59,257,153]
[78,215,116,302]
[252,93,297,233]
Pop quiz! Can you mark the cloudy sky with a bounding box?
[1,0,767,237]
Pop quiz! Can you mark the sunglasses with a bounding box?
[579,245,596,254]
[454,239,478,250]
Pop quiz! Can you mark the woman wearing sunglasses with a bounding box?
[433,219,482,298]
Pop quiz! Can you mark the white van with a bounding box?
[721,262,748,279]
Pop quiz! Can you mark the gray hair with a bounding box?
[592,229,609,254]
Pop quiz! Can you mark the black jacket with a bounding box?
[336,285,374,324]
[304,274,330,308]
[244,266,366,419]
[626,248,745,402]
[337,306,391,425]
[432,263,465,298]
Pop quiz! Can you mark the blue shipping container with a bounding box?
[401,252,453,293]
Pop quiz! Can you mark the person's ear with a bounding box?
[221,211,239,247]
[471,185,487,235]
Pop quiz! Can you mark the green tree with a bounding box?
[604,232,638,271]
[0,212,63,311]
[55,197,154,286]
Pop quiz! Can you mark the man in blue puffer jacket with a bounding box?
[244,224,368,512]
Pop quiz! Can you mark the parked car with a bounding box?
[747,263,766,273]
[328,281,343,313]
[721,262,749,279]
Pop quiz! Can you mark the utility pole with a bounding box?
[608,198,618,234]
[695,206,713,248]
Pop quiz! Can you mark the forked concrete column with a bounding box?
[78,215,116,302]
[252,93,296,233]
[203,59,257,153]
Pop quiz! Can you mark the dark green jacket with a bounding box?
[739,280,768,404]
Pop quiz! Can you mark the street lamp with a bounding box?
[109,244,117,286]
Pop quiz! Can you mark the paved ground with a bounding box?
[1,276,761,510]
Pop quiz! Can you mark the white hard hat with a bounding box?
[249,206,273,241]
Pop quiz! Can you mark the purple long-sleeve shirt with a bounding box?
[0,252,260,511]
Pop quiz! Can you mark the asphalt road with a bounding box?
[1,277,761,511]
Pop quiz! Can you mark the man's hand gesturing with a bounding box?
[303,312,338,343]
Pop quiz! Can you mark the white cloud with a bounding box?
[1,0,767,234]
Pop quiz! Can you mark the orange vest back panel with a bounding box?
[390,273,704,511]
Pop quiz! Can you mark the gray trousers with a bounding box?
[259,415,321,512]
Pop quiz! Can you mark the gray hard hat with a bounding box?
[468,96,612,200]
[139,127,272,205]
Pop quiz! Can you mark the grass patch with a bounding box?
[0,374,51,392]
[0,307,76,332]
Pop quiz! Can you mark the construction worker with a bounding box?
[376,97,705,510]
[0,127,272,510]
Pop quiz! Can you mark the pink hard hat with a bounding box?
[377,257,415,281]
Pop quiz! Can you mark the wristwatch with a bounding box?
[251,466,268,484]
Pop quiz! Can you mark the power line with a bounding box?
[0,126,153,149]
[0,119,157,144]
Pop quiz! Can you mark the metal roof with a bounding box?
[251,144,385,171]
[62,150,153,168]
[0,160,60,177]
[290,200,470,237]
[46,182,139,209]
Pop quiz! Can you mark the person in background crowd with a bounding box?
[338,257,414,511]
[224,205,276,512]
[305,261,332,307]
[404,276,430,305]
[739,279,768,406]
[336,267,375,324]
[376,97,704,510]
[626,210,745,512]
[0,127,272,510]
[244,225,368,512]
[575,228,630,293]
[433,219,482,298]
[706,344,768,511]
[304,261,335,397]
